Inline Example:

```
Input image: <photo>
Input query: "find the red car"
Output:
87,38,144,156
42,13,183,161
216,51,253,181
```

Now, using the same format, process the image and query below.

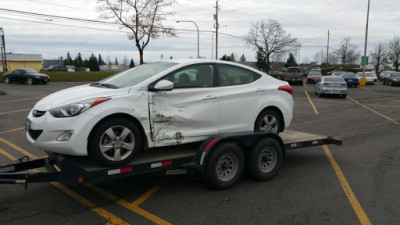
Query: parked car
267,69,284,80
368,71,378,82
26,60,294,166
338,72,359,87
41,65,68,72
284,67,303,84
306,71,322,84
355,72,375,85
3,68,50,85
315,76,347,98
379,71,392,82
311,67,321,72
382,72,400,86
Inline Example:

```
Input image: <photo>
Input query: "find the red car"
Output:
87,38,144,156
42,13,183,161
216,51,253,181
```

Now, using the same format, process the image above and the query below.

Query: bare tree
388,35,400,71
333,37,360,69
370,42,389,74
245,19,297,73
97,0,175,64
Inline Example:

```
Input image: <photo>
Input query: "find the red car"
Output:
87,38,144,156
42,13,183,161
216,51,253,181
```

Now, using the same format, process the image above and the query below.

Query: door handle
203,95,218,100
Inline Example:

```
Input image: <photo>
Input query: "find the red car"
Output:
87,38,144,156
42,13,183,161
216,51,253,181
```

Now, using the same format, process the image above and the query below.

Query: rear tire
247,138,283,181
254,109,282,134
88,118,141,166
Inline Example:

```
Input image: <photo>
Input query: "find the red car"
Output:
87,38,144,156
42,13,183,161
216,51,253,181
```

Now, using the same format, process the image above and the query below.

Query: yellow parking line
0,141,128,225
85,183,172,225
132,177,170,206
348,96,399,125
0,137,39,159
304,91,319,115
323,145,372,225
0,108,31,115
306,92,372,225
0,127,24,134
0,97,41,104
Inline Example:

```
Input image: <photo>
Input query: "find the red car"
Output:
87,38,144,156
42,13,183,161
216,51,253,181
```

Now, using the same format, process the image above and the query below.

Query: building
0,53,43,72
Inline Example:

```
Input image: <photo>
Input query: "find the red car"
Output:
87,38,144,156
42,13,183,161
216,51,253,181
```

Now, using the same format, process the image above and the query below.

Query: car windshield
341,73,355,78
325,76,344,82
99,62,178,88
24,69,39,74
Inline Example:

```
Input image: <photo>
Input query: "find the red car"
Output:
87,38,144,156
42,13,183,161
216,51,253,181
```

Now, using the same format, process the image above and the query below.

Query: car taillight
322,83,329,85
278,85,293,95
341,83,347,86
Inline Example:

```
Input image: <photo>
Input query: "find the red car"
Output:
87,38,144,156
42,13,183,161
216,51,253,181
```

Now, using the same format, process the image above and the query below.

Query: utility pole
362,0,370,78
0,27,7,72
214,0,219,60
326,30,330,66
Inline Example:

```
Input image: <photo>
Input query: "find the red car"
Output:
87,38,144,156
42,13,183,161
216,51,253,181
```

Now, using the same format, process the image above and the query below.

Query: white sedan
26,60,293,166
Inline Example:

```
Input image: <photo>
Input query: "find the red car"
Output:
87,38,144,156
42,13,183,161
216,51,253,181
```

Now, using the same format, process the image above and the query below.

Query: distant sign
361,56,369,65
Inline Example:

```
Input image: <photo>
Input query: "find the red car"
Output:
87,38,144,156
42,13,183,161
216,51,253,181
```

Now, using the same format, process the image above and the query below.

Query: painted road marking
0,127,24,134
85,183,172,225
304,90,319,115
305,89,372,225
0,97,42,104
0,108,31,115
132,177,170,206
323,145,372,225
0,141,128,225
348,96,399,125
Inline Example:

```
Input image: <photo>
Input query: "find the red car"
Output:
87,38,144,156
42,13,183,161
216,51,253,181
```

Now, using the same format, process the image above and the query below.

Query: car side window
164,64,215,88
217,64,257,87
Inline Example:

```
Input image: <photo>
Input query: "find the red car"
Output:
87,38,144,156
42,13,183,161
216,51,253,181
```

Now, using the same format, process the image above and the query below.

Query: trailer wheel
88,118,141,166
247,138,282,181
203,142,244,189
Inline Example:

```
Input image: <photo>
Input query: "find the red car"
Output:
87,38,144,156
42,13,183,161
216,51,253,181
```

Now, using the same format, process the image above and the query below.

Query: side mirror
151,80,174,91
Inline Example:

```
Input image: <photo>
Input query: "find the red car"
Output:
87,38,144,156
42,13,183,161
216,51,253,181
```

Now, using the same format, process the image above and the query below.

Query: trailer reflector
151,160,172,168
107,167,132,175
312,140,323,145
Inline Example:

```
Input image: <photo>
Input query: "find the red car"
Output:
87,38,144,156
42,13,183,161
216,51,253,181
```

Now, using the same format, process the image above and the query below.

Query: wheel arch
87,113,148,151
255,106,285,132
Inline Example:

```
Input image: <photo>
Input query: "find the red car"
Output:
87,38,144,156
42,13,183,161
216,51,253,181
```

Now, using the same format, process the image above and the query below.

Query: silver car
315,76,347,98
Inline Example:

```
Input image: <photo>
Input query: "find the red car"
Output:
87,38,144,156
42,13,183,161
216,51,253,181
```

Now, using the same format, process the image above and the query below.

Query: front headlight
49,98,110,118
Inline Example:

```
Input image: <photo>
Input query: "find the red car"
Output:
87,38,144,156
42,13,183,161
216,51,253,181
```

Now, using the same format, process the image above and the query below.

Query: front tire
254,109,282,134
4,77,10,84
88,118,141,166
203,142,245,189
247,138,283,181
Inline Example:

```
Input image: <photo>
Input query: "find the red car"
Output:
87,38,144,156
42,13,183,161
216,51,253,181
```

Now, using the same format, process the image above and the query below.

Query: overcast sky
0,0,399,65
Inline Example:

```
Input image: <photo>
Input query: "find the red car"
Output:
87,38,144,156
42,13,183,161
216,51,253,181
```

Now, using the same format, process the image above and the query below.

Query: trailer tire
203,142,244,189
247,138,282,181
88,118,141,166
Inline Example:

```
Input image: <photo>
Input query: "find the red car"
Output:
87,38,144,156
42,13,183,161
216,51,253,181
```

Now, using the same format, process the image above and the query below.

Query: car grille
32,110,46,117
28,129,43,140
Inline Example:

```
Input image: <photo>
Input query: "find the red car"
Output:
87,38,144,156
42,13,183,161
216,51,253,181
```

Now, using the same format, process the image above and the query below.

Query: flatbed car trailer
0,130,342,189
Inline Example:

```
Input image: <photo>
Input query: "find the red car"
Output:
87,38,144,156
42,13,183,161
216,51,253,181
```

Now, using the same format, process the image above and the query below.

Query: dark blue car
340,72,359,87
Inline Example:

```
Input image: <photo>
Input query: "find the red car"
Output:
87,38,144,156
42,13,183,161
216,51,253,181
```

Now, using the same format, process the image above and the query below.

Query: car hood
34,84,129,111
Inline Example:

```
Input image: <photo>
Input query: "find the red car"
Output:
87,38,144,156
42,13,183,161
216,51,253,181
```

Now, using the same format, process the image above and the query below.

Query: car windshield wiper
90,82,119,89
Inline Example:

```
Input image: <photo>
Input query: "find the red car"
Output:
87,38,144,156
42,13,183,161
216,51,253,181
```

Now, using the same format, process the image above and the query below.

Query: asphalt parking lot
0,81,399,225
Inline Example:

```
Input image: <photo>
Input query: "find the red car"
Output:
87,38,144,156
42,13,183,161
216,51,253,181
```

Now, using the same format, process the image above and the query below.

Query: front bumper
26,110,101,156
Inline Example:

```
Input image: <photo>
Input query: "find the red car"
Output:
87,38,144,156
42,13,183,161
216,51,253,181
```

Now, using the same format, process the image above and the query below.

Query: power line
25,0,96,12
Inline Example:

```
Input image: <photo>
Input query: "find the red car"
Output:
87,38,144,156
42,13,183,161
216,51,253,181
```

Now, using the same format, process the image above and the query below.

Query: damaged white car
26,60,293,166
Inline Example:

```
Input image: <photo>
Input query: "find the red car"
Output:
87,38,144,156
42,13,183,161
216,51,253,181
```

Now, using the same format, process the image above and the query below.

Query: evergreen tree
285,53,298,68
230,53,236,62
240,54,246,62
256,48,267,71
74,53,83,68
98,54,106,65
64,52,73,65
129,59,135,68
89,53,100,71
115,57,119,65
84,59,89,69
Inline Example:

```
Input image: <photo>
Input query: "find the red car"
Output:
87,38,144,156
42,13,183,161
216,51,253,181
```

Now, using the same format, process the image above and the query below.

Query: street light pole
176,20,199,59
361,0,370,86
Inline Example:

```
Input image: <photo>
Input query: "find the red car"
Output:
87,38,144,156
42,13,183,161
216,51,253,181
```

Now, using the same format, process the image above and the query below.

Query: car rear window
325,77,344,82
341,73,355,78
287,68,301,73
